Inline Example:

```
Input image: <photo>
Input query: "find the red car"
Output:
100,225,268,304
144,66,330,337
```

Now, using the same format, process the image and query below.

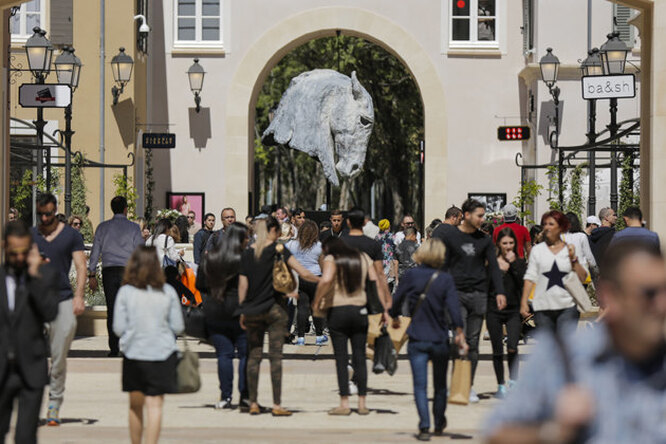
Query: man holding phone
31,193,87,426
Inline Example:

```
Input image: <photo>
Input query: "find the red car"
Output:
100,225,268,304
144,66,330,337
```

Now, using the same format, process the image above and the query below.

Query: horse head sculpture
262,69,374,186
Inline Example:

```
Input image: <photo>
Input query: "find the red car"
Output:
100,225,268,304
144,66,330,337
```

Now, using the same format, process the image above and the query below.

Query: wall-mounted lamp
187,58,205,113
110,47,134,105
134,14,150,33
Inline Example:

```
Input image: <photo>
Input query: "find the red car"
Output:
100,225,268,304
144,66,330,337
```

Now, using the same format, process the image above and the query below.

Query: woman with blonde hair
113,246,184,444
238,216,319,416
391,239,467,441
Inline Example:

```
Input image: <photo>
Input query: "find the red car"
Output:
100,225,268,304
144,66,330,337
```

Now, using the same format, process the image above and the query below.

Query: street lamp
54,46,81,90
54,47,83,216
581,48,602,215
581,48,603,77
110,47,134,105
539,47,564,205
599,32,630,75
187,58,205,113
24,27,54,208
599,32,629,211
24,27,53,82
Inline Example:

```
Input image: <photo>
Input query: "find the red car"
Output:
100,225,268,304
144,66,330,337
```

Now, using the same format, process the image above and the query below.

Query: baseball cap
586,215,601,226
502,204,518,222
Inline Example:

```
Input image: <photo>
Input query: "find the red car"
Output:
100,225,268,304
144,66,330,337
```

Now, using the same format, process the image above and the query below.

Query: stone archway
224,6,447,223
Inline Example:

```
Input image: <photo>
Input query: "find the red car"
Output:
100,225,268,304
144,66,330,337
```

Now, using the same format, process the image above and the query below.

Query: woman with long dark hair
286,219,326,345
174,215,190,244
487,228,525,399
237,216,319,416
521,211,587,332
563,212,597,273
146,218,183,266
313,238,377,416
113,246,184,444
196,222,250,410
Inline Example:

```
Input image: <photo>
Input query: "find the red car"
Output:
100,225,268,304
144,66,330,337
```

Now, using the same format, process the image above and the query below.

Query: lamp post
54,46,82,217
599,32,630,212
581,47,602,215
539,48,563,205
110,47,134,105
24,27,54,219
187,58,205,113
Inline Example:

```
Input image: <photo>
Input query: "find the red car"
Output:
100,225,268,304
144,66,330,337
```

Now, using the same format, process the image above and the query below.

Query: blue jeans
209,321,248,401
408,340,450,431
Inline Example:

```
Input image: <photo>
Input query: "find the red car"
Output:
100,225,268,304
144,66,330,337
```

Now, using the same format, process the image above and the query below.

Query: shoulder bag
175,338,201,393
391,271,440,353
562,243,594,314
162,235,179,269
273,243,296,294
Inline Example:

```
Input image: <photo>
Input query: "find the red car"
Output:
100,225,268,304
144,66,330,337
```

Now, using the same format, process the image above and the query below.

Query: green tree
255,36,424,224
512,179,543,226
113,174,139,220
71,154,93,241
617,153,639,231
565,163,586,223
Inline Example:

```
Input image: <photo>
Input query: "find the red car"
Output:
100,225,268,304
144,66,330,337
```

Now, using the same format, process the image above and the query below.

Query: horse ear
351,71,363,100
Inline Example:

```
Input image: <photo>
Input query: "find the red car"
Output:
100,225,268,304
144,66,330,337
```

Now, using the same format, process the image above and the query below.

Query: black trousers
0,366,44,444
486,309,521,385
102,266,125,354
296,280,324,337
327,305,368,397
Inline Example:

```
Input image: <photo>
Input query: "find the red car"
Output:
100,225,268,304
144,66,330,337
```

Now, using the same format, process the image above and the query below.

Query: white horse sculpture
262,69,374,186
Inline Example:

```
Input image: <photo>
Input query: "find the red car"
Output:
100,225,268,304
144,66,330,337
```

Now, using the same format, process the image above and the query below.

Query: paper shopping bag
386,316,411,353
448,359,471,405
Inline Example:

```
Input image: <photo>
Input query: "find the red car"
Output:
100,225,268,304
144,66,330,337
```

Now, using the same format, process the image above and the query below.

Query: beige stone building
2,0,666,237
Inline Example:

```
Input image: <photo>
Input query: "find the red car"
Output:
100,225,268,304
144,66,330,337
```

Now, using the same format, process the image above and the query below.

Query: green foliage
113,174,139,220
10,167,61,220
254,36,424,223
71,154,93,242
512,179,543,225
546,165,564,211
617,153,639,231
144,148,154,220
565,163,586,223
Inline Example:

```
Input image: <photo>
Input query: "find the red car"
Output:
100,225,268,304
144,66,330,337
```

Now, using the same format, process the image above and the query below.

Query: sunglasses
37,210,55,217
71,222,82,227
187,216,195,219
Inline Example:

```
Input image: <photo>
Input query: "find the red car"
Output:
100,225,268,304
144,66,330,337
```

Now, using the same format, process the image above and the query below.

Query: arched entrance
224,7,447,223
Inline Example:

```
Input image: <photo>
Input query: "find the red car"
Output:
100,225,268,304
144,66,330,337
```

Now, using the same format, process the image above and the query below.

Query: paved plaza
26,334,525,443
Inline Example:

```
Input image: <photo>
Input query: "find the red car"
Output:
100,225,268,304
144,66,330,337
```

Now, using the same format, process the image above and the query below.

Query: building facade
6,0,665,234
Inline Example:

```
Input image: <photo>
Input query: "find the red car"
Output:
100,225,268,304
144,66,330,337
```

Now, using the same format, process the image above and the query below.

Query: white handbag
563,272,593,314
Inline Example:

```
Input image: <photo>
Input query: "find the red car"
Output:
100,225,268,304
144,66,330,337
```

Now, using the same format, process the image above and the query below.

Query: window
10,0,44,42
450,0,499,48
174,0,223,49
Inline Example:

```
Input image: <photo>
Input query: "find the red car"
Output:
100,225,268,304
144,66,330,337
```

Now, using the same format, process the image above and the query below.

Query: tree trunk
391,185,404,227
315,162,326,210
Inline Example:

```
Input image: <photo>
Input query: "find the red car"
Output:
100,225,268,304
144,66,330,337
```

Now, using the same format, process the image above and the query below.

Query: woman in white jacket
146,218,183,266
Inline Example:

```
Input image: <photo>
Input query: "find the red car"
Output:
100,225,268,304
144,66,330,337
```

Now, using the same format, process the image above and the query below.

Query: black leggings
485,309,521,385
327,305,368,397
297,280,324,337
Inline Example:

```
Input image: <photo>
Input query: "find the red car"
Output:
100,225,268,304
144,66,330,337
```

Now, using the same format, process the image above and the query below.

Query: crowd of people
1,193,665,443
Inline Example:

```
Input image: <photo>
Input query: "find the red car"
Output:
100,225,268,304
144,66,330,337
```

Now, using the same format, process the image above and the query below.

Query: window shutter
522,0,534,55
50,0,73,46
613,4,634,47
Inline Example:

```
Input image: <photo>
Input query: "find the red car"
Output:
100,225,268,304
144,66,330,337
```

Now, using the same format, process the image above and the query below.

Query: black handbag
182,305,207,340
365,278,384,314
372,326,398,376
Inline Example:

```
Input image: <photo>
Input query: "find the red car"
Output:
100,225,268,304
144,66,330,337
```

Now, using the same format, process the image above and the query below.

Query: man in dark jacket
0,221,58,443
590,207,617,267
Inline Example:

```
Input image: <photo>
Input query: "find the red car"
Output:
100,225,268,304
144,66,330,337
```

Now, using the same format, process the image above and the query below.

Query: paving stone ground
18,334,533,443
